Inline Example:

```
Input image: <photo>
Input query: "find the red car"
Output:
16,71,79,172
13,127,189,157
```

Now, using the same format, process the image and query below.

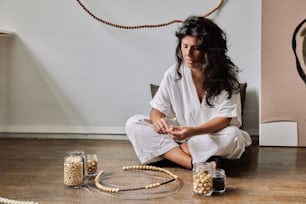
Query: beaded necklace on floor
94,165,178,193
0,196,38,204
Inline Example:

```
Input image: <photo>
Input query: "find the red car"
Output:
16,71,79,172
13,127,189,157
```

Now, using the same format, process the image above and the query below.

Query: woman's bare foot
207,156,221,170
210,161,217,169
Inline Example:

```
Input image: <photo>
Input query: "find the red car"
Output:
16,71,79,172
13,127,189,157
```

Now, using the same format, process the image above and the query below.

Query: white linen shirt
150,64,242,128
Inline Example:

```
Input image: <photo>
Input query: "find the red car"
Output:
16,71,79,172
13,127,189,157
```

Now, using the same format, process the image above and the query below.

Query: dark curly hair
175,16,240,106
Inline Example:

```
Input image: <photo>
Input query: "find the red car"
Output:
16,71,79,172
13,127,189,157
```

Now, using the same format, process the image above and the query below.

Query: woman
125,16,252,169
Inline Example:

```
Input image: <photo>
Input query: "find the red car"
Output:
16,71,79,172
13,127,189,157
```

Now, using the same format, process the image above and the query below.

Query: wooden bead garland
94,165,178,193
0,196,38,204
76,0,226,30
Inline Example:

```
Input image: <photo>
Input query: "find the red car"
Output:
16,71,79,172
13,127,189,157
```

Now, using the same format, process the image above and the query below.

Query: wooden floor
0,137,306,204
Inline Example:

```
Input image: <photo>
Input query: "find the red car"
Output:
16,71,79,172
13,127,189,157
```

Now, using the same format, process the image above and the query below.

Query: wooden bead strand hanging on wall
75,0,226,29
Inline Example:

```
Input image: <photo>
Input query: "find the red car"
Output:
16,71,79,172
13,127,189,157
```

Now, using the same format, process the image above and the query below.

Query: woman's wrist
191,126,205,136
149,109,165,124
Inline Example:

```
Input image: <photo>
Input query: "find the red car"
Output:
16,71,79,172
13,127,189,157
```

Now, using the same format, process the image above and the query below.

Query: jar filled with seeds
64,155,84,187
86,154,98,175
68,150,85,176
192,162,213,196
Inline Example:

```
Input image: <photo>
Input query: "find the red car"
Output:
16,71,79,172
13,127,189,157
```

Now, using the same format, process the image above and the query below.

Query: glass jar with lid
64,155,84,187
68,150,85,176
213,168,226,194
86,154,98,175
192,162,213,196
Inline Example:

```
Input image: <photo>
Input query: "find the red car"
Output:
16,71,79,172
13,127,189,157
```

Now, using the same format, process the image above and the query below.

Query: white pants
125,115,252,165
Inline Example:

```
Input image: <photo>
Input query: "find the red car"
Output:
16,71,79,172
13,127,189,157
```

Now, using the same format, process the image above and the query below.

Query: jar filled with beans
192,162,213,196
64,155,84,187
68,150,85,176
86,154,98,175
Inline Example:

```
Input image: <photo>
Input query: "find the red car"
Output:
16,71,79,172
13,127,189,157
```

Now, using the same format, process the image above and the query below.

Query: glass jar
68,150,85,176
64,155,84,187
213,169,226,194
86,154,98,175
192,162,213,196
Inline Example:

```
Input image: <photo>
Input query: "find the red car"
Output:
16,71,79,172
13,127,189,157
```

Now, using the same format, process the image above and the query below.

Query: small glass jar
192,162,213,196
64,155,84,187
68,150,85,176
213,169,226,194
86,154,98,175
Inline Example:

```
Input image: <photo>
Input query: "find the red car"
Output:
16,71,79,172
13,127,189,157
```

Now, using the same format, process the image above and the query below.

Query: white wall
0,0,259,136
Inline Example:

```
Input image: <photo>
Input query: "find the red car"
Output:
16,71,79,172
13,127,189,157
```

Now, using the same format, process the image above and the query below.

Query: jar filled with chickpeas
64,155,84,187
68,150,85,176
192,162,213,196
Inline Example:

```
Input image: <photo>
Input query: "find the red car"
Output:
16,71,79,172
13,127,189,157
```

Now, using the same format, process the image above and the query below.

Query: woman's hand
152,118,169,134
167,117,231,140
166,126,195,140
150,108,169,134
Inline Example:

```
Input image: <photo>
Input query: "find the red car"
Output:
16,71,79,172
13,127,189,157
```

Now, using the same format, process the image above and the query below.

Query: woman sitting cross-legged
125,16,252,170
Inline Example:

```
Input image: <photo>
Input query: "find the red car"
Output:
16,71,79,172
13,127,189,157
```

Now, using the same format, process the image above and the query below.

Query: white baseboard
0,125,125,134
0,125,127,140
0,133,128,140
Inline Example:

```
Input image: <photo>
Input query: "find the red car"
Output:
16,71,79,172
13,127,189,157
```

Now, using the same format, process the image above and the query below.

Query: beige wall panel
261,0,306,146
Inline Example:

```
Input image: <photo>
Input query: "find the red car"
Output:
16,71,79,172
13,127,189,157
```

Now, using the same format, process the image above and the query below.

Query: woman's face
181,36,203,69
